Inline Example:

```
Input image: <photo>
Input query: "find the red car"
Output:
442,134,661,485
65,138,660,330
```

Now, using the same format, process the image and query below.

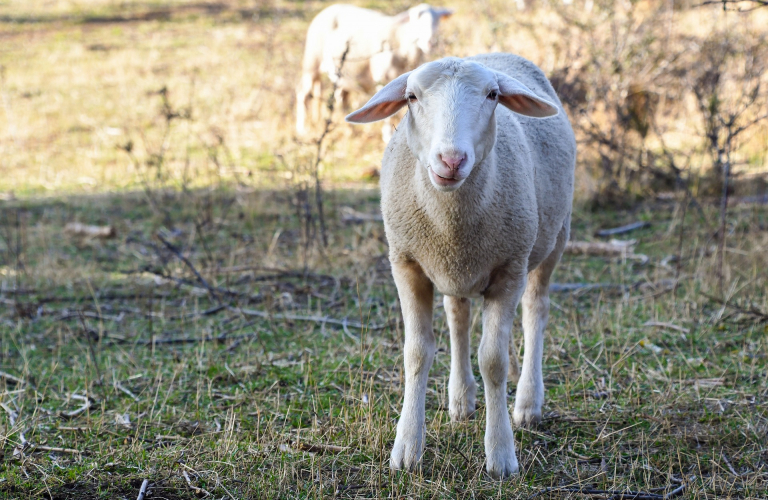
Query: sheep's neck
391,24,423,68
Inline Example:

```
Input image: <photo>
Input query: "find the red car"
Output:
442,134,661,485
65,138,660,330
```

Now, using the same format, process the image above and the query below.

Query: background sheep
346,53,576,478
295,3,452,135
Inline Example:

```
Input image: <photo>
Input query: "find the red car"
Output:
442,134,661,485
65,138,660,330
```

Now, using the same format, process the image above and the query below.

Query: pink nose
440,153,466,171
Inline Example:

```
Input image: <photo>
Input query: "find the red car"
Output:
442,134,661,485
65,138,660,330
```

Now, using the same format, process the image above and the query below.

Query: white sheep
346,53,576,478
295,3,452,135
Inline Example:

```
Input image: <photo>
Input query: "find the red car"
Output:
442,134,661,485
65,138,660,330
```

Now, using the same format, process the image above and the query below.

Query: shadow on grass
0,1,309,26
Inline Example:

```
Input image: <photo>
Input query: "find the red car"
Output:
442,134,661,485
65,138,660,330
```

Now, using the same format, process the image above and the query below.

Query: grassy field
2,183,767,499
2,0,768,499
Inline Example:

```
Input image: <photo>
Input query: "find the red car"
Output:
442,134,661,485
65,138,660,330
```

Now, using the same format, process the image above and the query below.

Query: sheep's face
346,57,559,192
405,5,452,56
404,59,502,191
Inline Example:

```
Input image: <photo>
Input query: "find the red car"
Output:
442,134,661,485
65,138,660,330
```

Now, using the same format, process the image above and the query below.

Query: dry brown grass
1,0,766,199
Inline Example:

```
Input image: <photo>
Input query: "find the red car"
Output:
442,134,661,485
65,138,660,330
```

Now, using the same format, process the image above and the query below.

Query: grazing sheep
295,3,452,135
346,53,576,478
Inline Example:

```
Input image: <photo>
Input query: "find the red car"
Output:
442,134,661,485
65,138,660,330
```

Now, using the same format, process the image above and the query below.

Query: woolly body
381,53,575,297
347,52,575,479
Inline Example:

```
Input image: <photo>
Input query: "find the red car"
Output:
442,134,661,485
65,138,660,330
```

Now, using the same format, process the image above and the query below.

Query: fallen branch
721,451,739,477
155,232,222,304
230,306,390,330
33,444,82,455
549,283,626,293
114,382,140,402
702,293,768,322
564,240,648,264
295,442,348,454
643,321,690,334
694,0,768,12
60,394,92,419
133,332,257,346
0,370,26,387
64,222,116,239
136,479,150,500
127,268,254,300
527,482,686,500
339,206,384,223
1,402,19,426
57,310,124,322
182,470,211,497
595,221,650,237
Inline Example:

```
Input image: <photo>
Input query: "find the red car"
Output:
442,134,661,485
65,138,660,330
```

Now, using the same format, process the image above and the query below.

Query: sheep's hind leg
390,261,435,472
295,73,316,135
445,296,475,421
480,278,526,479
514,222,568,427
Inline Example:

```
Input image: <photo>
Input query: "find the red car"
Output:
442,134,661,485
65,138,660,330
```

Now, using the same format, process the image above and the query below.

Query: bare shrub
533,1,768,207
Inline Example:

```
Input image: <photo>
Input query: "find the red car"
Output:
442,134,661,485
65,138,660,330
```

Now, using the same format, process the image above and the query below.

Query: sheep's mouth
429,167,463,187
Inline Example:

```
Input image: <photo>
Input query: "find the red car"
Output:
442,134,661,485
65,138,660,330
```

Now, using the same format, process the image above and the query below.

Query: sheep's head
402,4,453,56
346,58,558,192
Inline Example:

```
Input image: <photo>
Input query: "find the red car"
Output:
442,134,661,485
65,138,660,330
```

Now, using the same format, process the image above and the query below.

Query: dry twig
182,470,211,497
527,482,687,500
155,232,223,304
595,221,650,237
564,240,649,263
136,479,150,500
0,370,26,387
64,222,116,239
231,306,390,330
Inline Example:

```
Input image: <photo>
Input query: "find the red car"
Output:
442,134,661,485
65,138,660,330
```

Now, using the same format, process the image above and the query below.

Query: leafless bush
543,1,768,207
685,31,768,292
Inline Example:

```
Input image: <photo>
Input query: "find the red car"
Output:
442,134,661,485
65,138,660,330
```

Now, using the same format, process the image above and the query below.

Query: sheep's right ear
345,72,411,124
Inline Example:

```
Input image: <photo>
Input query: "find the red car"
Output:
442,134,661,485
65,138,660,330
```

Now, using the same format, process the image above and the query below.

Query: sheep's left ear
495,71,558,118
346,72,411,123
434,7,453,19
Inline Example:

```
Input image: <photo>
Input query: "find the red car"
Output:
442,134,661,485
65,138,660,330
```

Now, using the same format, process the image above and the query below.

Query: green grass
1,0,767,498
1,186,767,499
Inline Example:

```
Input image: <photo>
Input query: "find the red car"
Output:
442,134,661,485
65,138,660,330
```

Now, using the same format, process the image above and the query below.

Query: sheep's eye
407,93,417,102
487,90,499,100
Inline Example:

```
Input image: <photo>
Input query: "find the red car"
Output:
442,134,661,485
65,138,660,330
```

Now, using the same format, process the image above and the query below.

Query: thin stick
136,479,149,500
312,42,350,248
33,445,82,454
716,156,730,296
231,306,390,330
115,382,140,402
594,221,650,237
526,482,687,500
182,470,211,497
721,451,739,477
60,395,92,418
78,313,104,392
155,232,222,304
295,442,348,454
0,371,25,386
702,293,768,321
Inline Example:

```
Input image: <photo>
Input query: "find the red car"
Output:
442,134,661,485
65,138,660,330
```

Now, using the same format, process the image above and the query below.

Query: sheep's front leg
390,261,435,471
445,296,476,421
480,280,525,479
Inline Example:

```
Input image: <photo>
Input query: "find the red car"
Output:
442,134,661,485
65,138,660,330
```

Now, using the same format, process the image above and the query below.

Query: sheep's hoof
485,435,519,479
390,431,424,472
449,396,476,422
513,381,543,427
512,406,542,428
